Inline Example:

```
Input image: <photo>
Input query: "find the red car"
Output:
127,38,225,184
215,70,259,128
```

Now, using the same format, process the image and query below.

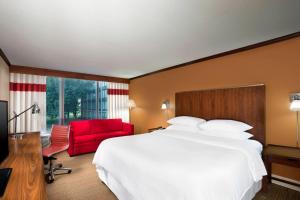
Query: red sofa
67,119,134,156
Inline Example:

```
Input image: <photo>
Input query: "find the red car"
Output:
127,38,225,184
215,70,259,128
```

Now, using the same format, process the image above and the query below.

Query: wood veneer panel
0,133,47,200
175,85,265,144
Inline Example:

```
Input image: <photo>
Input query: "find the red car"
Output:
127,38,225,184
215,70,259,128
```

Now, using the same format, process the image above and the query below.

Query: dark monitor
0,100,8,163
0,100,11,197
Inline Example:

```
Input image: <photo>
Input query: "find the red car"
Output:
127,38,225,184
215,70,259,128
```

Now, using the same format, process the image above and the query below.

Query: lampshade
290,100,300,111
128,99,136,109
161,100,169,110
161,103,167,110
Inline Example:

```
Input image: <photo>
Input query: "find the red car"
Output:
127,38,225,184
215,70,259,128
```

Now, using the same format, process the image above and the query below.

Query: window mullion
59,78,64,125
96,82,99,119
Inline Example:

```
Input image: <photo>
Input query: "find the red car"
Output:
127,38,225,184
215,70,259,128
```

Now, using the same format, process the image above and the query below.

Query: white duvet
93,130,267,200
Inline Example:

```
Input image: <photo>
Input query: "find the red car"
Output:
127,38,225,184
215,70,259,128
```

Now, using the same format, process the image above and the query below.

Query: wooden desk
0,133,47,200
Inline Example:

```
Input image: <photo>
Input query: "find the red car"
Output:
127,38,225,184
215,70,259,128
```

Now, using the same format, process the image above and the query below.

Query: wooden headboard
175,85,266,145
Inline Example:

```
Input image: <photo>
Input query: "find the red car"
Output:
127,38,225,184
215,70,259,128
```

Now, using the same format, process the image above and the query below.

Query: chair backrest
51,125,70,147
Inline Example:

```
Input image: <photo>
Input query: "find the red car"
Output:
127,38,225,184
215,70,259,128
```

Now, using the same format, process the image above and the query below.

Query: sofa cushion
74,134,97,144
90,119,123,134
70,120,91,136
74,131,130,145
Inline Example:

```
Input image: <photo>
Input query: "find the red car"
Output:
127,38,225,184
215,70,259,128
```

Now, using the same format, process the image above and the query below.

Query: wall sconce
290,93,300,148
161,100,170,110
128,99,136,110
161,100,170,121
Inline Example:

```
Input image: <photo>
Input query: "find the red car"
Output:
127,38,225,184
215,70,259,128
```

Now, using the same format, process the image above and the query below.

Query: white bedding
92,129,267,200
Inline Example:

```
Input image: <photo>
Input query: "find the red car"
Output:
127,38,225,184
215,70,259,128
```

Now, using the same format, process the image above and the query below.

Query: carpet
46,151,300,200
46,151,117,200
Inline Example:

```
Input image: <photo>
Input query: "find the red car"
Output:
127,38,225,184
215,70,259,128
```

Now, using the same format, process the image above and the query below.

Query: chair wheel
57,163,63,168
45,173,54,184
67,170,72,174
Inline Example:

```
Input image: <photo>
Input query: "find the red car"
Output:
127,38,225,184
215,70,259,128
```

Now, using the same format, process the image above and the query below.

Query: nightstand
148,126,164,132
263,144,300,185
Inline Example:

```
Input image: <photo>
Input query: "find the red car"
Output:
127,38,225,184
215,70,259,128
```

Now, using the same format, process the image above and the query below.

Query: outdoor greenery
46,77,59,120
64,78,96,119
46,77,108,130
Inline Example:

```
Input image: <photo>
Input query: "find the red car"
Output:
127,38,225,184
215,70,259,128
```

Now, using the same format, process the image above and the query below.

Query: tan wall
0,56,9,101
130,37,300,181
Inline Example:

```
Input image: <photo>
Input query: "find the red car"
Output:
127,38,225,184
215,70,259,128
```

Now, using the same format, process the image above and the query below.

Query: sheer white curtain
9,73,46,133
107,82,129,122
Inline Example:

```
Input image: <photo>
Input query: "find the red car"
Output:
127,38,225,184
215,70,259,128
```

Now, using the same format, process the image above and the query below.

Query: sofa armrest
122,122,134,134
67,127,75,156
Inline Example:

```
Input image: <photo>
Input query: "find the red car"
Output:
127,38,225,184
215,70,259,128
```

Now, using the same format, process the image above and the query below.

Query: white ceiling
0,0,299,78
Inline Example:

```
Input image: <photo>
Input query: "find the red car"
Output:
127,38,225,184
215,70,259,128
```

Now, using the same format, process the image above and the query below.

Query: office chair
42,125,72,183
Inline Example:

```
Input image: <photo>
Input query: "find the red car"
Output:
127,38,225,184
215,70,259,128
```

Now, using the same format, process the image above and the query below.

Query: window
46,77,60,130
63,78,97,125
98,82,108,119
46,77,128,131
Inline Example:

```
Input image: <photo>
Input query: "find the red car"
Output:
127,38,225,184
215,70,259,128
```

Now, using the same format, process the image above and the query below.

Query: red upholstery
67,119,134,156
72,120,91,136
74,134,97,144
43,125,70,157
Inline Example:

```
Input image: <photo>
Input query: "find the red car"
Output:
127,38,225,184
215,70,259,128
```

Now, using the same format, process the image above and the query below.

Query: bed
93,85,267,200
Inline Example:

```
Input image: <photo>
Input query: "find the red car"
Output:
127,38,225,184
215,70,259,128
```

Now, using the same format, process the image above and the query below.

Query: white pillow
166,125,200,133
198,119,252,132
199,129,253,140
167,116,206,127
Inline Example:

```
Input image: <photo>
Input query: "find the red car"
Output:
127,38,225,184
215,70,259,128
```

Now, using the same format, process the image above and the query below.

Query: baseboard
271,174,300,192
